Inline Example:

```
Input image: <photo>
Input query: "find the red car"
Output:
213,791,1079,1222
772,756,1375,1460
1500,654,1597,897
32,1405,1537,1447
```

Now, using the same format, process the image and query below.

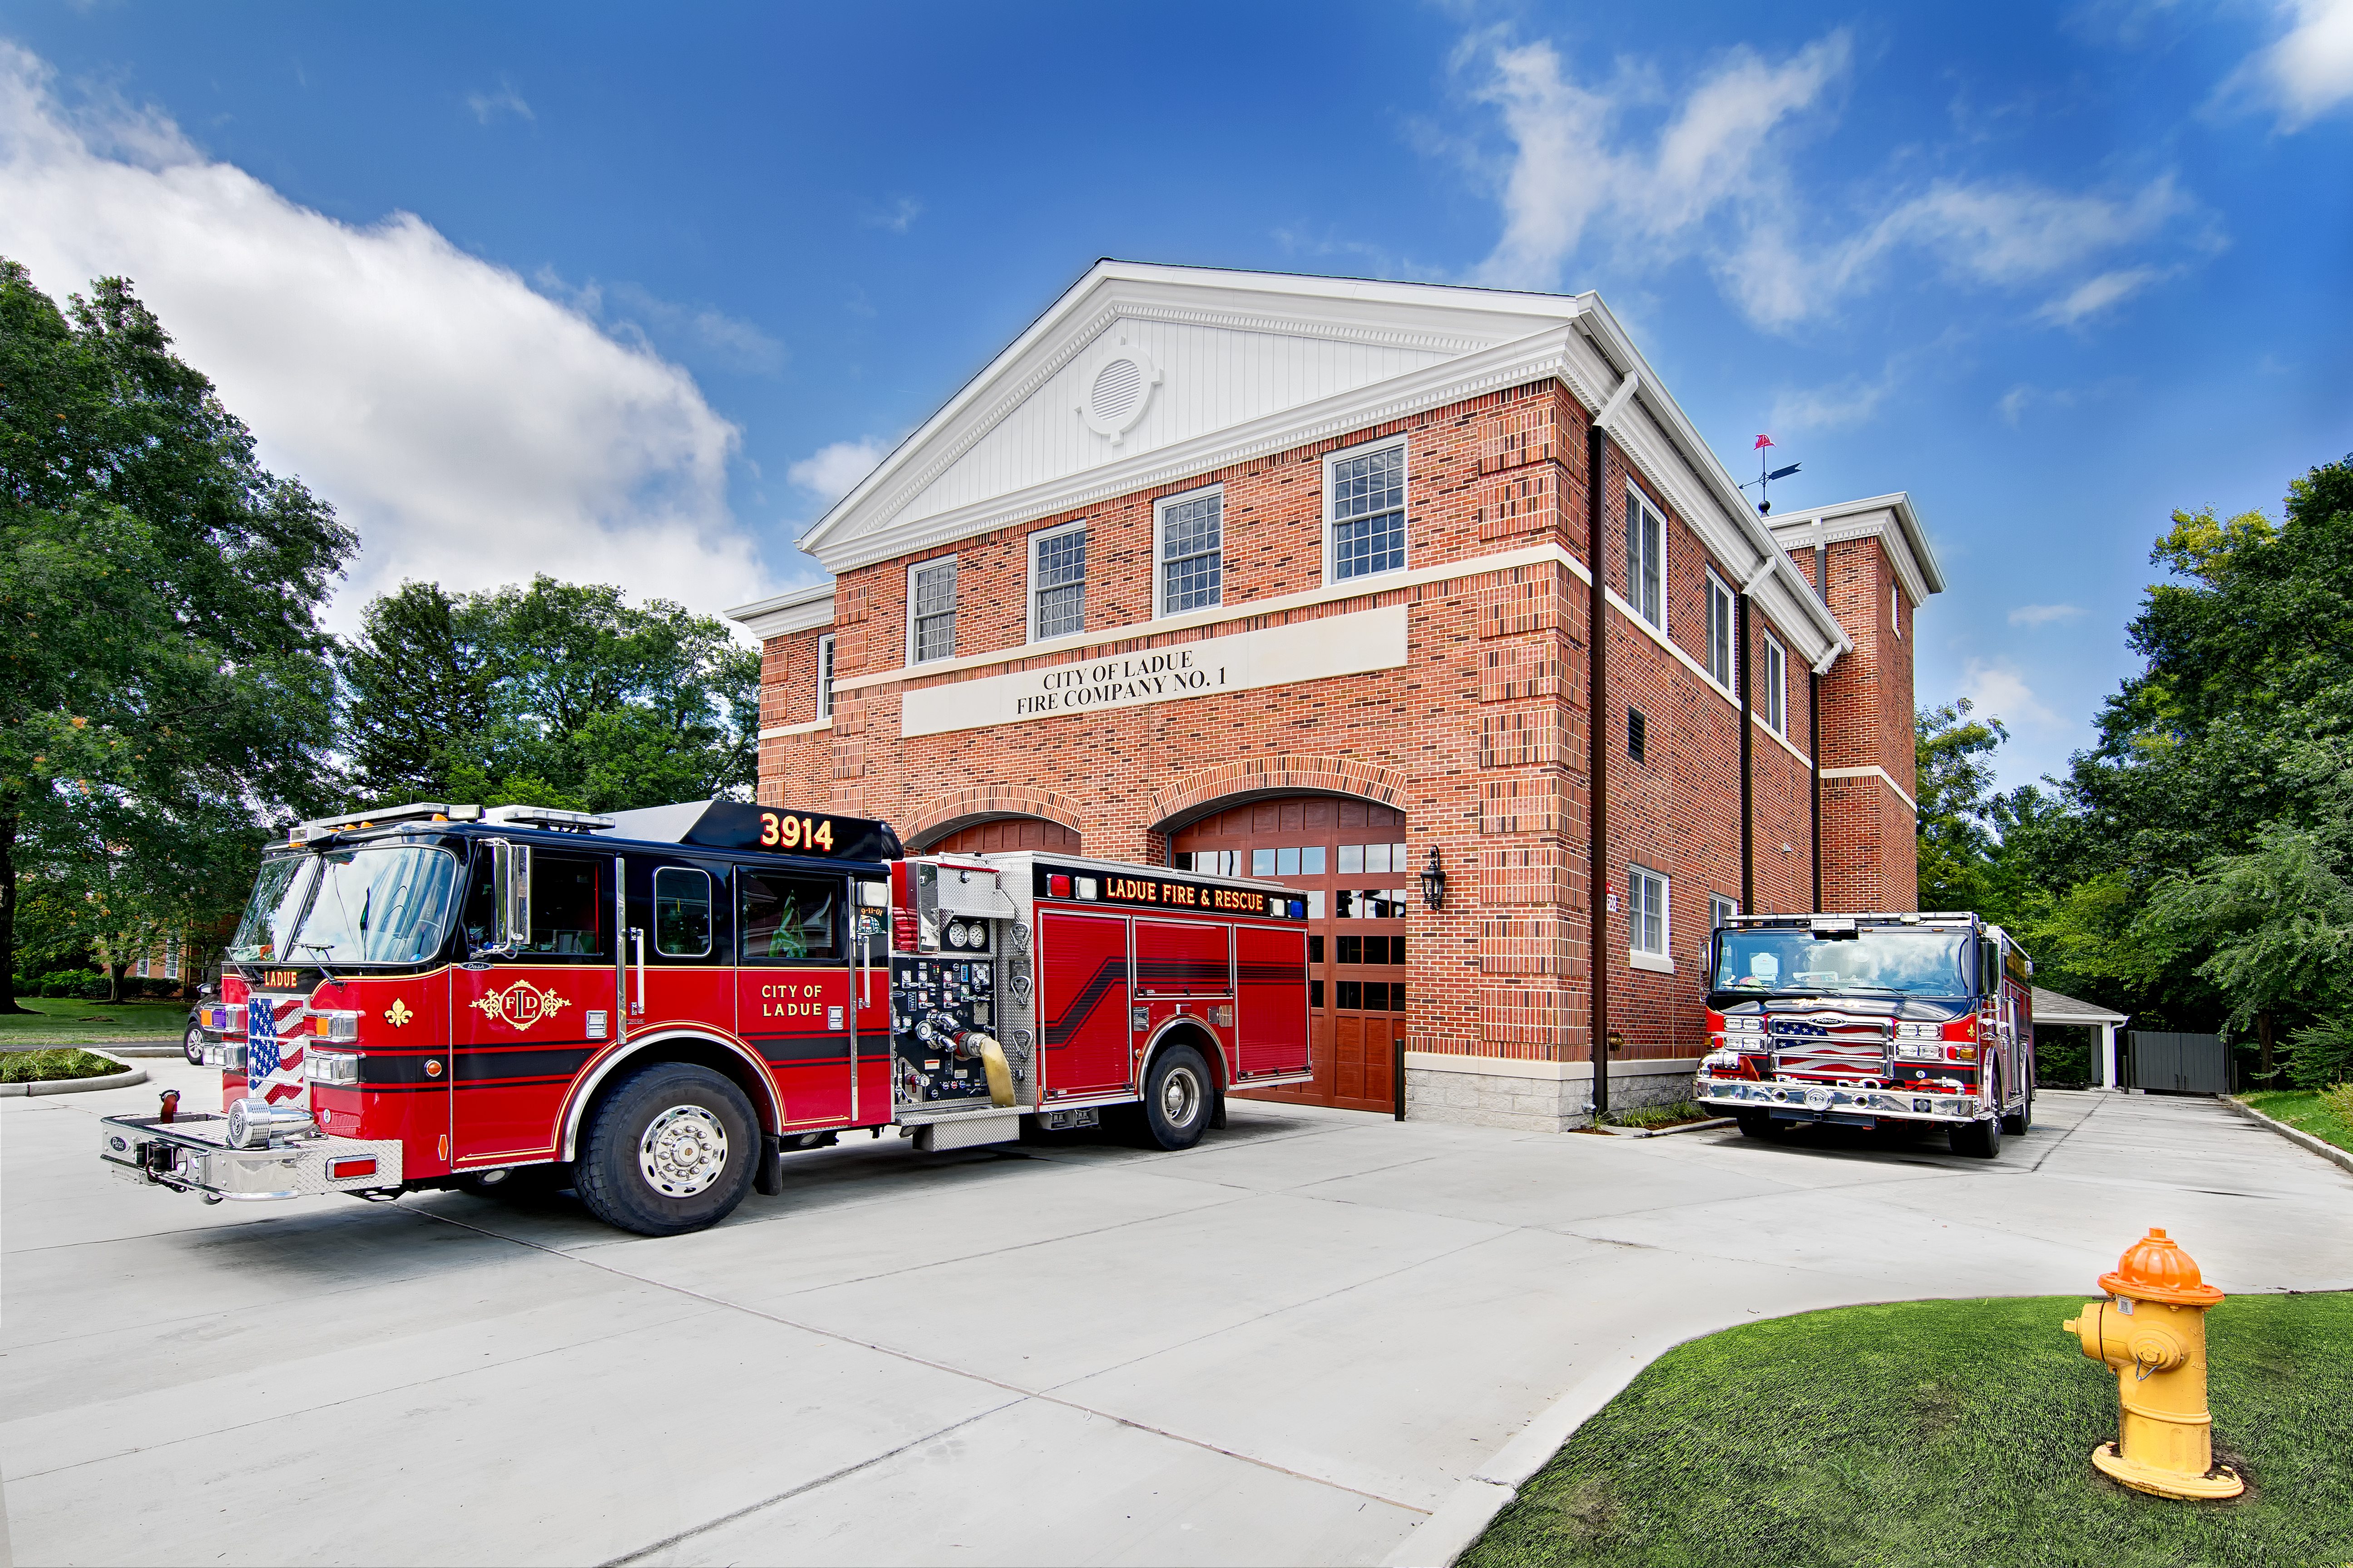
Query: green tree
0,260,352,1011
1915,699,2009,913
336,575,758,814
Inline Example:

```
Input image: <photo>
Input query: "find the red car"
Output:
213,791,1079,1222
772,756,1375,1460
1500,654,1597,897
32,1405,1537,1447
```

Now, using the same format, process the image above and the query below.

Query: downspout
1809,670,1823,912
1587,417,1613,1120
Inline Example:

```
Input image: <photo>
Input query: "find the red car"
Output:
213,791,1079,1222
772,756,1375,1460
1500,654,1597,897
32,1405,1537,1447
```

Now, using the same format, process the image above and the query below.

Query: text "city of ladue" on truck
97,799,1314,1236
1694,911,2037,1157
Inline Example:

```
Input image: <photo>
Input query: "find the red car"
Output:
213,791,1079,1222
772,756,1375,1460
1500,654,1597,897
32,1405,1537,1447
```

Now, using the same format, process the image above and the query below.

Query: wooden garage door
930,817,1081,855
1172,796,1409,1114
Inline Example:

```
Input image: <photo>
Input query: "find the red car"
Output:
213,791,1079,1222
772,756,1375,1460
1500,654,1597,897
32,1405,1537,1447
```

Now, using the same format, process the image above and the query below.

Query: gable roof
794,260,1850,665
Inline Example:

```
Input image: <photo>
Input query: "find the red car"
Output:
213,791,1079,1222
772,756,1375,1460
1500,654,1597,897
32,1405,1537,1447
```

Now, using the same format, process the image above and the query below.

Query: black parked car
182,982,217,1065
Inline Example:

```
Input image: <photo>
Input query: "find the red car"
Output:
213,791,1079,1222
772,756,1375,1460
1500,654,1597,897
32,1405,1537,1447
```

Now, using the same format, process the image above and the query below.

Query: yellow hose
968,1031,1015,1108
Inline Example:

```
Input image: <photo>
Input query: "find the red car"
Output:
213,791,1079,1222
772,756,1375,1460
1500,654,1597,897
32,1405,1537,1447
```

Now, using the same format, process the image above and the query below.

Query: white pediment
799,262,1586,572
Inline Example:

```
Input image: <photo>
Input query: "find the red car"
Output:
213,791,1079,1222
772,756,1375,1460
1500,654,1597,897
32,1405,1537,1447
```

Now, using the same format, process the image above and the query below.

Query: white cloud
1770,365,1898,433
1461,30,2210,331
2008,603,2085,627
865,197,922,233
0,44,769,625
542,271,786,374
1959,658,2061,731
2220,0,2353,128
788,439,887,503
2036,264,2170,325
465,78,534,125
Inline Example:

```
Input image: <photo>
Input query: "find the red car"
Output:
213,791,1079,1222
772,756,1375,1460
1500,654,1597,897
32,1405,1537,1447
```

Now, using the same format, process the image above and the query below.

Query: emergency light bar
291,802,483,843
481,804,618,833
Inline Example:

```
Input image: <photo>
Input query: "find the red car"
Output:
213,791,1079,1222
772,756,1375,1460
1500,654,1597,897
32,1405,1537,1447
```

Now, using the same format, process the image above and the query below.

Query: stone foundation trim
1403,1051,1702,1133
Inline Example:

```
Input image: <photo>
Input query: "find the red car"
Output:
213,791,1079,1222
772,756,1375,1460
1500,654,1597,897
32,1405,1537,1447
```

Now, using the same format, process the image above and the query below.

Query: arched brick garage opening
1170,794,1410,1115
925,816,1082,855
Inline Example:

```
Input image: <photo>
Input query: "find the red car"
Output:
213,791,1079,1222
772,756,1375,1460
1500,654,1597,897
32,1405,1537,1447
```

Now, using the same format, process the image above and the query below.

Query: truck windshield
227,855,318,962
285,846,463,966
1714,927,1971,998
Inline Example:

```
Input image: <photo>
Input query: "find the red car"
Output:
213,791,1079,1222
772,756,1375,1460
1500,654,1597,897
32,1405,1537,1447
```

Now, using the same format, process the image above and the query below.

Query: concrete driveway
6,1061,2348,1567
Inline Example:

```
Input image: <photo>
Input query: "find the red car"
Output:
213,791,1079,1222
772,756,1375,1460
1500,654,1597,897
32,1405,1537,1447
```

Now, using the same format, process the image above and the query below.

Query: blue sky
3,1,2349,791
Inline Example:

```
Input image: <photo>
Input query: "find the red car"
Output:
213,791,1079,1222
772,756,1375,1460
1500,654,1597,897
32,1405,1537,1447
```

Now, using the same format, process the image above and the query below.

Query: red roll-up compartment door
1134,919,1231,997
1037,909,1132,1099
1235,922,1310,1078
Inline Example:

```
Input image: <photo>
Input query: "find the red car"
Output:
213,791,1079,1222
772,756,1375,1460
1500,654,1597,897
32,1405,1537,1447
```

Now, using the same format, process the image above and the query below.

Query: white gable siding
890,317,1451,531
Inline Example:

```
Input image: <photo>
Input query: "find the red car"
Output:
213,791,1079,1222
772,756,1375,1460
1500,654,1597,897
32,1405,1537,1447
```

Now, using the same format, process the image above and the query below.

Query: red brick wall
759,378,1916,1067
1809,535,1919,910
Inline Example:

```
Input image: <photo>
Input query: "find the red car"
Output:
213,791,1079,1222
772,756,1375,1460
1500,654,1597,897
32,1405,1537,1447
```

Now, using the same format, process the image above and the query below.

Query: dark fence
2126,1031,2229,1095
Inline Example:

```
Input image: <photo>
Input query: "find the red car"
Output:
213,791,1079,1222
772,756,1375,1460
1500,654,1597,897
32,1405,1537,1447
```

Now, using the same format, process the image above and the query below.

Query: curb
0,1049,150,1098
1380,1338,1686,1568
1595,1117,1735,1139
2224,1095,2353,1178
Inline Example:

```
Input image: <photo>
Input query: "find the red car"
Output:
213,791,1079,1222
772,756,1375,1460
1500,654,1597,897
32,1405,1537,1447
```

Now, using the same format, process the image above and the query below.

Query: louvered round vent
1090,357,1143,424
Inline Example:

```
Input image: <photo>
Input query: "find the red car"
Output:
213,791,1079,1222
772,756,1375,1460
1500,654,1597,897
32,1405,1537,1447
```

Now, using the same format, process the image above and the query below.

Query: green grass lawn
1464,1292,2352,1568
2240,1089,2353,1157
0,997,187,1044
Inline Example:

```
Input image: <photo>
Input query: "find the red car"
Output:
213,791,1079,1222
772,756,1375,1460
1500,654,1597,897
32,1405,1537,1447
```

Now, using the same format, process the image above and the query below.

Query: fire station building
733,262,1940,1130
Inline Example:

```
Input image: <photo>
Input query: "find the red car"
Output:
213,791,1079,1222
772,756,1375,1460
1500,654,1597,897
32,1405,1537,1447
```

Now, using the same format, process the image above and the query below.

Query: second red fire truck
99,799,1312,1235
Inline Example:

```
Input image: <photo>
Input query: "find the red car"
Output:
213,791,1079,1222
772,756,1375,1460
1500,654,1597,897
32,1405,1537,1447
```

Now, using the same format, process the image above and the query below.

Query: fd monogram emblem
470,982,572,1031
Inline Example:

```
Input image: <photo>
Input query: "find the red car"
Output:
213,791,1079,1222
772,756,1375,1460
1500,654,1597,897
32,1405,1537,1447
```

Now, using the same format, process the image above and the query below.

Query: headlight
312,1010,360,1043
305,1050,361,1087
1896,1021,1941,1041
1894,1040,1941,1061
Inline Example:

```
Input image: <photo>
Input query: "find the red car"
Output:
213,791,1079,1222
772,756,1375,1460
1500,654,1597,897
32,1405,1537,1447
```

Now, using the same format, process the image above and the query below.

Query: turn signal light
327,1157,377,1180
312,1011,360,1042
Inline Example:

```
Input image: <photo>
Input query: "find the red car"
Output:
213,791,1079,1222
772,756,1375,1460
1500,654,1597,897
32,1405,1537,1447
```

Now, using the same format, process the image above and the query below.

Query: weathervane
1739,434,1800,516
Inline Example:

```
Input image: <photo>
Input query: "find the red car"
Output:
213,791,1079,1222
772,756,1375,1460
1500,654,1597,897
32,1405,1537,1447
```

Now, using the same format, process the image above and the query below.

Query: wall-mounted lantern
1420,847,1447,911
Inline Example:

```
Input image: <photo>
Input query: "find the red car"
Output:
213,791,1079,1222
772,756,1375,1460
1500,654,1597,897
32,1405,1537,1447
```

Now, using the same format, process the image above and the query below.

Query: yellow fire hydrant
2062,1227,2244,1499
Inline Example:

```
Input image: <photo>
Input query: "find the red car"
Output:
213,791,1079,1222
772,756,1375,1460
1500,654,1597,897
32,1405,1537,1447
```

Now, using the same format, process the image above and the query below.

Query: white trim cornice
729,582,835,639
1769,493,1943,606
1819,764,1918,814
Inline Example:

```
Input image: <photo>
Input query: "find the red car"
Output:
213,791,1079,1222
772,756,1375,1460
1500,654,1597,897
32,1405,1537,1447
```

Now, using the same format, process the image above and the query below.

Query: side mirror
484,839,532,957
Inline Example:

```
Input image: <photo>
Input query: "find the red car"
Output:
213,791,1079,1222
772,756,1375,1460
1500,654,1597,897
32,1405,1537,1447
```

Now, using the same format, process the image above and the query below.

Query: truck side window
739,872,842,963
654,867,712,958
529,853,611,959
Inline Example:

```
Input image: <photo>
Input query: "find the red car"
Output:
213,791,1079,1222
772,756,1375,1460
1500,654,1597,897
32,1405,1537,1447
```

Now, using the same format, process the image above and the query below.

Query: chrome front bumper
1696,1075,1988,1125
99,1113,403,1201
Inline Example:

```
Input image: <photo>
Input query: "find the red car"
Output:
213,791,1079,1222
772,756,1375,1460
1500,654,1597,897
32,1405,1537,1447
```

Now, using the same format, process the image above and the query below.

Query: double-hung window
815,633,836,721
909,559,956,664
1761,633,1787,735
1626,489,1666,629
1327,439,1406,582
1157,487,1222,614
1705,571,1735,690
1030,523,1087,641
1628,865,1669,963
1710,893,1738,931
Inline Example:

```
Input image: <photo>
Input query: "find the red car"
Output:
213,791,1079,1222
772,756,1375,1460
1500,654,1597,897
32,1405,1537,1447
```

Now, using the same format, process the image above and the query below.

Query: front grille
1770,1015,1891,1083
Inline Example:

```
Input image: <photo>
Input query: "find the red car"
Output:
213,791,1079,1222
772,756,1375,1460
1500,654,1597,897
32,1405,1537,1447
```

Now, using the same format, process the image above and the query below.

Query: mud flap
754,1133,785,1196
1210,1089,1227,1130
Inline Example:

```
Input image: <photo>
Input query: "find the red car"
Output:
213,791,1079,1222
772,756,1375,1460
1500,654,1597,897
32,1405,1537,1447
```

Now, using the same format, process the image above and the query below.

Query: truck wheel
1142,1043,1213,1151
1949,1113,2003,1159
575,1063,758,1236
2002,1082,2033,1137
1735,1111,1781,1140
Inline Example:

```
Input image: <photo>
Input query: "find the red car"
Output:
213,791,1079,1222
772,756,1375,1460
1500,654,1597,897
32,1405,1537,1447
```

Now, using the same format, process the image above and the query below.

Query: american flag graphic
247,997,309,1104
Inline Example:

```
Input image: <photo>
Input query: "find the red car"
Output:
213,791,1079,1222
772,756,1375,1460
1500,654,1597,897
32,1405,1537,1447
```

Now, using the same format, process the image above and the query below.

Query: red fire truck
1694,911,2036,1157
98,800,1312,1235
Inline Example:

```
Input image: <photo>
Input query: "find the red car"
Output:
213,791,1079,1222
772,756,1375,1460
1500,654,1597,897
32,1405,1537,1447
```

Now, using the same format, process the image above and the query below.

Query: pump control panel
891,954,1002,1105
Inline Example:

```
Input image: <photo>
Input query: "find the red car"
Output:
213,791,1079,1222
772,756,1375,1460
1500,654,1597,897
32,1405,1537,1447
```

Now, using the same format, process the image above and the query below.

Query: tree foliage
0,260,353,1007
337,576,758,814
1925,454,2353,1082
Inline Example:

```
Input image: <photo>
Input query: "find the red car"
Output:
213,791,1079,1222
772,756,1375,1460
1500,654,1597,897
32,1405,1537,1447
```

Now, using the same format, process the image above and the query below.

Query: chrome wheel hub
640,1105,729,1198
1160,1065,1202,1128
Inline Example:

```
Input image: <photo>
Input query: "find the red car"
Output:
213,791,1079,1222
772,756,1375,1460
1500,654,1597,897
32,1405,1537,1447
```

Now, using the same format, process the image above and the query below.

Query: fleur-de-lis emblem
383,998,415,1027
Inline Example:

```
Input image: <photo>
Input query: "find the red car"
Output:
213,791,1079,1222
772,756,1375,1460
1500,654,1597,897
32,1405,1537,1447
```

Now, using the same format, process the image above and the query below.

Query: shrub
2036,1033,2091,1088
2285,1015,2353,1090
2322,1084,2353,1124
0,1049,124,1084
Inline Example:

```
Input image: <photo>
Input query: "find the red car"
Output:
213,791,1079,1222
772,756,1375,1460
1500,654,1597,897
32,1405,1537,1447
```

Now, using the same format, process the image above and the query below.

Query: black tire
575,1062,758,1236
182,1024,207,1067
1735,1111,1781,1140
1950,1113,2002,1159
1141,1043,1214,1151
2002,1080,2033,1137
